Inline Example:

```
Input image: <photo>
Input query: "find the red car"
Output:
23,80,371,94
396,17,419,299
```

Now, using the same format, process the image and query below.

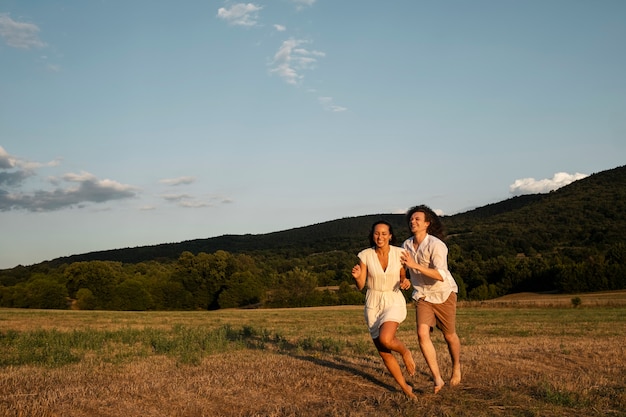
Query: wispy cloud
160,193,193,202
216,2,344,112
159,176,196,186
40,55,61,72
217,3,263,27
318,96,347,112
289,0,317,10
270,39,325,85
179,200,211,208
510,172,588,195
160,192,233,209
0,13,46,49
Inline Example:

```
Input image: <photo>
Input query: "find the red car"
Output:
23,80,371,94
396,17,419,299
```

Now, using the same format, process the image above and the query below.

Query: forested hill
445,164,626,258
28,164,625,268
32,213,406,267
4,164,625,268
1,165,625,308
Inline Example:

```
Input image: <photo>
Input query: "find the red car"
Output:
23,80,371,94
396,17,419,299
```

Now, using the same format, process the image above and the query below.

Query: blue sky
1,0,625,269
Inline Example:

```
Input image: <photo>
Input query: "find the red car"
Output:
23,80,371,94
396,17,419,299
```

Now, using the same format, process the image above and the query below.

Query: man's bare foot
402,350,416,376
450,368,461,386
434,378,445,394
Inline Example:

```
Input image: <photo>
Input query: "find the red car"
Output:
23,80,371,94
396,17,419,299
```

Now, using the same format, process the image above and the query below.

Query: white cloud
0,13,46,49
0,148,236,214
0,170,138,212
509,172,588,195
45,63,61,72
39,55,62,72
160,193,232,209
160,193,192,202
179,200,211,208
217,3,263,27
318,96,347,112
0,146,60,186
270,39,325,85
1,147,138,211
217,3,344,112
289,0,317,9
159,176,196,186
0,146,17,169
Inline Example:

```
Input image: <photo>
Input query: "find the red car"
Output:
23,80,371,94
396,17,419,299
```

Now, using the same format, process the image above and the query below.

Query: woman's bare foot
402,385,417,399
434,378,445,394
402,350,416,376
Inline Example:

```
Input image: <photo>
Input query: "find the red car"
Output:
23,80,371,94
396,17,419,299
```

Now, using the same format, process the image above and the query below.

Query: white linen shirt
402,234,458,304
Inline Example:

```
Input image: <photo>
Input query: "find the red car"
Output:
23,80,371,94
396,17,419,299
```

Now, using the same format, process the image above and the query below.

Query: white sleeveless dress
357,245,408,339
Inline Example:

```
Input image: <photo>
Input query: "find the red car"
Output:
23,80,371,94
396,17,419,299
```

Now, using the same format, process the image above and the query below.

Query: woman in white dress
351,220,416,399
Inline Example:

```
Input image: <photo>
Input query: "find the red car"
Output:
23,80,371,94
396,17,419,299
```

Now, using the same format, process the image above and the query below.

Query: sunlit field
1,292,625,417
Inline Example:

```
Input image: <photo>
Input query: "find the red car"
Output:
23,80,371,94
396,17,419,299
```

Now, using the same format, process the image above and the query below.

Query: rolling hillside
24,164,624,268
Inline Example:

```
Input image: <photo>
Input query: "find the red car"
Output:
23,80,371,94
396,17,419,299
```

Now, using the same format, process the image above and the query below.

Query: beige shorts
415,292,457,335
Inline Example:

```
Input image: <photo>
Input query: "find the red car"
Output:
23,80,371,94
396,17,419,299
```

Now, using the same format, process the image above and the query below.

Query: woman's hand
352,263,366,290
351,264,361,279
400,278,411,290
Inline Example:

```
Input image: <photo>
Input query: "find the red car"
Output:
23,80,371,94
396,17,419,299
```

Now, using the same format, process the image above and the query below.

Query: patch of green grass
0,323,362,367
534,381,589,408
0,329,80,367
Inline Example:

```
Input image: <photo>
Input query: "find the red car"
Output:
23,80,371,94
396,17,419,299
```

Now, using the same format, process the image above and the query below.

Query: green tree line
1,165,625,310
1,240,625,310
0,250,366,310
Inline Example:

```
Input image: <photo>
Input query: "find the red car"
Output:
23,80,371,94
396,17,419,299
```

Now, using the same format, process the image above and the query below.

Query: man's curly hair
405,205,445,241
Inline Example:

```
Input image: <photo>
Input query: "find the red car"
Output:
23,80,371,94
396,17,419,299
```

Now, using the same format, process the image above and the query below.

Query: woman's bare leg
375,322,416,398
378,321,416,375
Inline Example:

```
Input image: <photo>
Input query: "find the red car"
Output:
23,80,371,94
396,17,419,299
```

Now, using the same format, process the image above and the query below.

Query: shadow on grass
225,325,427,395
293,354,397,392
295,354,428,395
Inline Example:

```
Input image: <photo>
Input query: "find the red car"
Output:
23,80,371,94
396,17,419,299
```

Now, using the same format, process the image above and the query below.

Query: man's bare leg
445,332,462,386
417,323,445,393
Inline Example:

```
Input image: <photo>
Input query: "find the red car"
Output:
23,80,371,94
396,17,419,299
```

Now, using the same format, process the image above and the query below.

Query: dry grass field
1,291,625,417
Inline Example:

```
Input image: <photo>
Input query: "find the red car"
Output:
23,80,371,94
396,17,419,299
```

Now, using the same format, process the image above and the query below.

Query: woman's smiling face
372,223,392,248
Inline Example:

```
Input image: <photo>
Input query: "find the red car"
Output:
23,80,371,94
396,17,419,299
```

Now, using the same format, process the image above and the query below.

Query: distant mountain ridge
7,164,626,270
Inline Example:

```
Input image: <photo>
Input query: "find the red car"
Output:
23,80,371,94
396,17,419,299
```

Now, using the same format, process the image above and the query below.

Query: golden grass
1,291,625,417
469,289,626,308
